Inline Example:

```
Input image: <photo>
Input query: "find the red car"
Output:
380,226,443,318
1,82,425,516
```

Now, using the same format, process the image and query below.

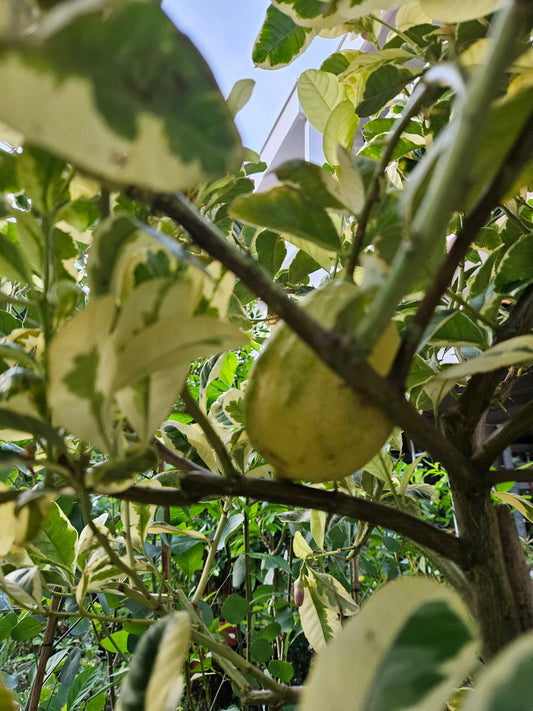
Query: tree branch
115,471,468,568
392,111,533,384
474,400,533,473
487,466,533,487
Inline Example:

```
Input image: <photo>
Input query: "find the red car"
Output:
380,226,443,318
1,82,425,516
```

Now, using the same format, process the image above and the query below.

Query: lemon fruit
245,280,399,483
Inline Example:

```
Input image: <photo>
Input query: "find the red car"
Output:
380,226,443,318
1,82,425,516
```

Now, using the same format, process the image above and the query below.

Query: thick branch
392,111,533,383
487,467,533,487
475,400,533,473
116,472,468,568
144,191,474,486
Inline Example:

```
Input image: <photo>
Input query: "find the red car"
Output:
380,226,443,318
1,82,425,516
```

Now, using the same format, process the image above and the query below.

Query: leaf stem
191,502,229,605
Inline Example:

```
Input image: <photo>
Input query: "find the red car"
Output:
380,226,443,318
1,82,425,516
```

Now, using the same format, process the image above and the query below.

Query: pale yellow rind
246,281,399,482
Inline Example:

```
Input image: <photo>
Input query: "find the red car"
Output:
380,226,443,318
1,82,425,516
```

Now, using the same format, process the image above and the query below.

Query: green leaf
323,99,358,165
298,69,347,133
494,232,533,293
299,577,477,711
275,159,348,210
16,144,67,214
221,593,250,624
256,230,287,276
0,2,242,192
230,186,341,251
466,87,533,209
356,65,416,118
0,232,30,284
428,311,489,349
100,630,130,655
10,614,42,642
0,612,17,639
227,79,255,117
0,406,63,447
420,0,506,23
251,638,273,663
461,631,533,711
87,448,158,493
253,5,314,69
117,612,190,711
268,659,294,682
30,501,78,571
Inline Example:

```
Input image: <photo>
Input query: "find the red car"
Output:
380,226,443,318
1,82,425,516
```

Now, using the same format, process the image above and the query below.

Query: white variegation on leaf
298,567,358,651
0,0,242,192
299,577,477,711
48,296,116,452
272,0,402,29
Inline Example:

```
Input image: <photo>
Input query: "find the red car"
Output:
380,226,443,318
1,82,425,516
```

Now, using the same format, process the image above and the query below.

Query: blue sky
163,0,339,153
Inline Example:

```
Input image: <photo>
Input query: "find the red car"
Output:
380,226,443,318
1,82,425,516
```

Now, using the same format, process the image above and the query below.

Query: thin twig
345,83,433,279
28,594,60,711
191,502,229,605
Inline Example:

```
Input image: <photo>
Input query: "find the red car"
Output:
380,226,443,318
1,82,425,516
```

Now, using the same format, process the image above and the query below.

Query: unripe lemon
245,281,399,483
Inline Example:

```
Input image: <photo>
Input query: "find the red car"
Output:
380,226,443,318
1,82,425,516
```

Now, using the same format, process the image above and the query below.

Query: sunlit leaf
48,296,116,452
299,567,357,651
298,69,347,133
30,501,78,572
0,1,242,191
420,0,506,23
227,78,255,117
493,492,533,524
253,4,314,69
293,530,314,559
322,99,358,165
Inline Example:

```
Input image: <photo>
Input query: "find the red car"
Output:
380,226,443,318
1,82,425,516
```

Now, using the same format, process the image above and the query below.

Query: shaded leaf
230,186,341,251
356,65,416,117
299,577,477,711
